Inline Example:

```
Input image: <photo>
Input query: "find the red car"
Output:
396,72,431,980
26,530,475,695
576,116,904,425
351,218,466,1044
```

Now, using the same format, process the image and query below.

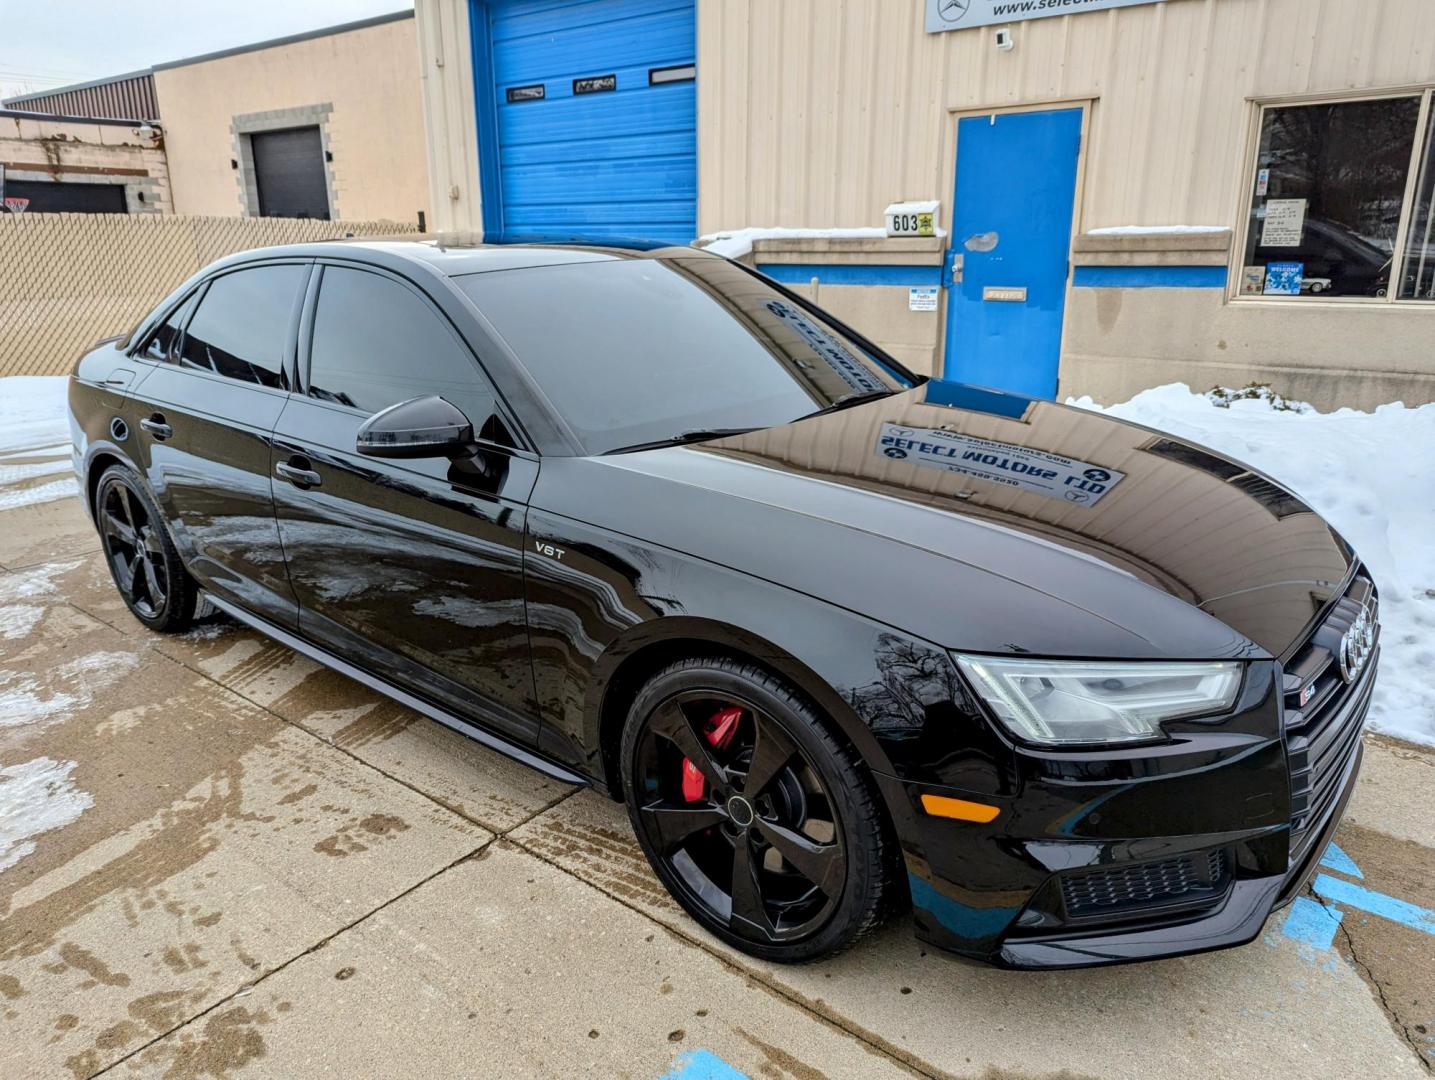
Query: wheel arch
588,616,900,802
84,444,139,514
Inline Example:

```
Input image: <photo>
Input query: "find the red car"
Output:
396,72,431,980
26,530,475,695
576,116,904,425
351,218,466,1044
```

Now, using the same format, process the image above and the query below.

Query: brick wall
1,112,170,215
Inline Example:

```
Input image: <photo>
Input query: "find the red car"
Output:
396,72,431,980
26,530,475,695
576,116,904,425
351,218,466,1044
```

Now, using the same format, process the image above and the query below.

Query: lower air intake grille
1061,850,1228,919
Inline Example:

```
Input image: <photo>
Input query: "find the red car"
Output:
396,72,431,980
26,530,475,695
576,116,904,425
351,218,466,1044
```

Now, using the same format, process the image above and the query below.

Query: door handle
139,414,172,440
275,459,322,488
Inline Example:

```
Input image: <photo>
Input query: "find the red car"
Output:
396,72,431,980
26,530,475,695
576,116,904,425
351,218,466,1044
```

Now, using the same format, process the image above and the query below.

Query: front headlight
952,656,1243,747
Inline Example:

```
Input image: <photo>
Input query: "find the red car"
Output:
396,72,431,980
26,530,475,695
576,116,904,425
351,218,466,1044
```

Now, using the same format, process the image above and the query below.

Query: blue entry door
943,108,1082,398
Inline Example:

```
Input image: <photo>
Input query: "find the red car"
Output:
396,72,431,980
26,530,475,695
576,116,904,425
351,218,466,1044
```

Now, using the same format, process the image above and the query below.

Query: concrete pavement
1,472,1431,1078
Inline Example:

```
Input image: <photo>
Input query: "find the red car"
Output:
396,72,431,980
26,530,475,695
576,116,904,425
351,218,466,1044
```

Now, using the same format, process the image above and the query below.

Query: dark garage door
252,127,330,220
482,0,697,243
4,179,127,213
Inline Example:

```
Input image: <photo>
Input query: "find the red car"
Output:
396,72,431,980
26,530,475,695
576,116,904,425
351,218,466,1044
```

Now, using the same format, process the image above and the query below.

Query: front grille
1061,850,1229,919
1283,571,1378,867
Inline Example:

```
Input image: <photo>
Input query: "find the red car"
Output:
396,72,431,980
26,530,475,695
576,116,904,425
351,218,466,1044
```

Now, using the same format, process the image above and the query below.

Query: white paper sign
909,287,939,311
876,423,1126,506
1261,199,1307,247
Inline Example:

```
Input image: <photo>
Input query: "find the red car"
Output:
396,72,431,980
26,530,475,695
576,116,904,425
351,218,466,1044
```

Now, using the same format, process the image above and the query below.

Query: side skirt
203,593,590,787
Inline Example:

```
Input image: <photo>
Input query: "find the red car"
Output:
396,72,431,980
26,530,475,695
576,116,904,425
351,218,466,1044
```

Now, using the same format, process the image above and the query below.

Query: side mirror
356,395,474,459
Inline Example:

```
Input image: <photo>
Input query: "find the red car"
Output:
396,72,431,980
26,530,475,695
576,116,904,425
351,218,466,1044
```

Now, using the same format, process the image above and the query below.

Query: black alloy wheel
621,658,892,962
95,465,197,632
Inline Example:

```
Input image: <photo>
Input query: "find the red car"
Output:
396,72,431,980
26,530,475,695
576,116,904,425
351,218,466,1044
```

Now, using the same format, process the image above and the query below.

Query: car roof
216,236,711,278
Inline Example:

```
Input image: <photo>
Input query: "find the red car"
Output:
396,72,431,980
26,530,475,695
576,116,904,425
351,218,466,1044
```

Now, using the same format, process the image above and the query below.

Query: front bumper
994,739,1361,969
877,636,1375,970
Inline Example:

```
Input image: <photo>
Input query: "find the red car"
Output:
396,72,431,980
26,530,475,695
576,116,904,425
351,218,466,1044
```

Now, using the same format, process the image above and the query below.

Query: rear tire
95,464,198,633
620,656,892,963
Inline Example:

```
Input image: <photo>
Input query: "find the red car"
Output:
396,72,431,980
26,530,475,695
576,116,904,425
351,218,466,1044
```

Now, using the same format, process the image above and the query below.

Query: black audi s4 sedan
68,239,1378,969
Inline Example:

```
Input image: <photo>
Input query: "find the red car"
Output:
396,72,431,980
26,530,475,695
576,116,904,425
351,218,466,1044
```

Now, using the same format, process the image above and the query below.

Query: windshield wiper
795,389,895,421
604,428,758,455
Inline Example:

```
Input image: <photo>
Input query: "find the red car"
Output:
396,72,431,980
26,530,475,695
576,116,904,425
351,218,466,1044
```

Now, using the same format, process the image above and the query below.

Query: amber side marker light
920,794,1001,823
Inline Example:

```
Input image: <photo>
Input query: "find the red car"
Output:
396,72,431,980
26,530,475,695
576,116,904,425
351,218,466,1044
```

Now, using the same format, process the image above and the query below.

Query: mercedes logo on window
1337,604,1376,683
938,0,971,23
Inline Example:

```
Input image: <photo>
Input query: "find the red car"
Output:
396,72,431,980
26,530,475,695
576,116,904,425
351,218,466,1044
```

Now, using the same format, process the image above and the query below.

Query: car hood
542,382,1354,660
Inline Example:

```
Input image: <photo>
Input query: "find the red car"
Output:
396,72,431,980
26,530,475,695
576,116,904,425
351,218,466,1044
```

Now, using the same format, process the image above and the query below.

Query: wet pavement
1,472,1432,1079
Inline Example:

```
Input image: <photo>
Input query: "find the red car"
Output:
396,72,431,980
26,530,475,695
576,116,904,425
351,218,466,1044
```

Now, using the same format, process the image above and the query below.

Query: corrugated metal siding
5,73,160,121
697,0,1435,234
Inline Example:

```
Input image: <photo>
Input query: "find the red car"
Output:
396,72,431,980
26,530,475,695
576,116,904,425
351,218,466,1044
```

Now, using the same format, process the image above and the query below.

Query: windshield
456,254,915,454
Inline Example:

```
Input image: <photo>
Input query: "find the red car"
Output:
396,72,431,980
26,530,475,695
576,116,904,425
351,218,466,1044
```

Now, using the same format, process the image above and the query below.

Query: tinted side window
179,265,305,388
139,290,198,363
307,266,495,424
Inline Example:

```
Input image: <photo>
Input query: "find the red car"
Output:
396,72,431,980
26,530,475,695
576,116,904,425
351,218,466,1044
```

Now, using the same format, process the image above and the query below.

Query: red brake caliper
681,706,741,802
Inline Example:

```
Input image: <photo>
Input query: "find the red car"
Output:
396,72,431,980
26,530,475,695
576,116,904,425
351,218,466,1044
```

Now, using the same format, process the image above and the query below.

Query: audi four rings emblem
1338,605,1376,683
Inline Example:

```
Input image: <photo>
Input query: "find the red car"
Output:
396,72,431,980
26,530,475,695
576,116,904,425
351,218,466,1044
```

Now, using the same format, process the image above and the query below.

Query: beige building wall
697,0,1435,232
415,0,483,240
415,0,1435,407
153,14,428,226
699,0,1435,408
0,113,170,214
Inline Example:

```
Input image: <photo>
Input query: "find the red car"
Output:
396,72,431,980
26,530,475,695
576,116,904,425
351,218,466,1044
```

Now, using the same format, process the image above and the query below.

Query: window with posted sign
1240,92,1435,302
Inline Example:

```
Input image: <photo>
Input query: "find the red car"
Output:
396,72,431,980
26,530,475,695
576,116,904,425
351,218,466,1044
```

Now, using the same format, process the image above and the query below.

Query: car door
271,261,540,744
127,260,307,628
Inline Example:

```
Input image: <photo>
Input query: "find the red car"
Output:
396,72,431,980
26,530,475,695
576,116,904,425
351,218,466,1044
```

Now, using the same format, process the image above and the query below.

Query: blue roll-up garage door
481,0,697,244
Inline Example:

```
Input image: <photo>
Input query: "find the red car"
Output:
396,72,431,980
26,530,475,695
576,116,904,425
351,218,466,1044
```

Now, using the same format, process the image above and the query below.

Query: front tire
620,657,892,962
95,464,198,633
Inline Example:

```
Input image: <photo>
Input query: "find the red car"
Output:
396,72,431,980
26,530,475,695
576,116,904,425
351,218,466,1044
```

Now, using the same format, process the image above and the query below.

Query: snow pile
1070,383,1435,748
1,375,71,452
698,226,889,260
0,376,77,510
884,200,941,216
0,756,93,874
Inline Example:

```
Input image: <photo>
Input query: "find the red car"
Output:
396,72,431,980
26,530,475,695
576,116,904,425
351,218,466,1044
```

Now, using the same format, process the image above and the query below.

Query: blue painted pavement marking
1312,873,1435,937
1281,895,1344,951
1319,841,1364,879
657,1048,750,1080
1278,839,1435,953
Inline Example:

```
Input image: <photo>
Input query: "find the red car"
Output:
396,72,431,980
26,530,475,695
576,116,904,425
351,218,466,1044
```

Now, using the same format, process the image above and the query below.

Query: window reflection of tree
1261,99,1419,252
176,267,301,389
180,331,284,389
143,321,181,363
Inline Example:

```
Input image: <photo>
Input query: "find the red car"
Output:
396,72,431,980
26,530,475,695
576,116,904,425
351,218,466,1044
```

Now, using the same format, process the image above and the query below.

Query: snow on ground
1071,383,1435,748
697,226,889,260
1,375,72,453
0,756,93,874
0,376,77,509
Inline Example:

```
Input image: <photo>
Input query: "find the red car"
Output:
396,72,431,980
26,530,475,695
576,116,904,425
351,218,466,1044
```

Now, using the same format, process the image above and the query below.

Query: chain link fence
0,213,420,377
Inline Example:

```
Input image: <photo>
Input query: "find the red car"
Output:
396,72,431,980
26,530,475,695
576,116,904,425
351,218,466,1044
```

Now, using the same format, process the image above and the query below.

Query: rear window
179,265,305,389
457,255,911,454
